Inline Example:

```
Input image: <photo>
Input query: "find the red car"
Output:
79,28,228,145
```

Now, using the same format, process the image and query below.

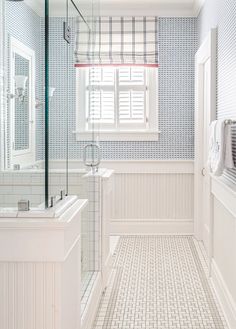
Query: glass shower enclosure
0,0,101,315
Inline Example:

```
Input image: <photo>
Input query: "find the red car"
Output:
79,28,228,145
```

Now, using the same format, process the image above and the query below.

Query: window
76,66,159,141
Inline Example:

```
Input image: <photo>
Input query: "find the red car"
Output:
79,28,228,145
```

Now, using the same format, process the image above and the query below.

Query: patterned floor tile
93,236,228,329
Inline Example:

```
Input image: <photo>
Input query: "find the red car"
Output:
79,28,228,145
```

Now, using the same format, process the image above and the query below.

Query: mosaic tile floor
93,236,228,329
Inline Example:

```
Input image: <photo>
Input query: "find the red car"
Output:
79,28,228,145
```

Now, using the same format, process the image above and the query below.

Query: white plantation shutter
118,67,146,125
89,67,115,86
118,67,145,85
87,66,148,129
88,90,115,123
119,90,145,123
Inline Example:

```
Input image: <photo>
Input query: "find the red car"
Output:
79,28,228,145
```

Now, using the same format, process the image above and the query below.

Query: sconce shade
14,75,28,89
49,87,56,98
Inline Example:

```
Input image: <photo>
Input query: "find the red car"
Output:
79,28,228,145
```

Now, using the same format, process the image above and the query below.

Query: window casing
75,66,159,140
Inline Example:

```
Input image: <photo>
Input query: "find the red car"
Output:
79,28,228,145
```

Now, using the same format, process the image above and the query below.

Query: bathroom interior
0,0,236,328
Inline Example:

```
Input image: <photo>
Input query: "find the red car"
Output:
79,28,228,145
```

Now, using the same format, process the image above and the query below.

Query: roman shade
74,16,159,67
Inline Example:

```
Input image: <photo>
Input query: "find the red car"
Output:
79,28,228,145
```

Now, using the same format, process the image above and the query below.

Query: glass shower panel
47,1,68,206
0,0,45,210
76,0,102,313
45,0,101,311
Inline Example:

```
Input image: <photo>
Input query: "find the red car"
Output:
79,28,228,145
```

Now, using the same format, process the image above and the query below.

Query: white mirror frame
9,36,36,168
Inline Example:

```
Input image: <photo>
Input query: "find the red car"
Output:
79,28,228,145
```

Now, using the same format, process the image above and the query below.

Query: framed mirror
9,36,35,167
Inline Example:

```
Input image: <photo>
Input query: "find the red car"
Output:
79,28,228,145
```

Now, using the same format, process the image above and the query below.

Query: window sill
73,130,160,141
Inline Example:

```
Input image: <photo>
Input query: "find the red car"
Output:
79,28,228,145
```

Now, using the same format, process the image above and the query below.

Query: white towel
224,123,234,169
208,119,234,176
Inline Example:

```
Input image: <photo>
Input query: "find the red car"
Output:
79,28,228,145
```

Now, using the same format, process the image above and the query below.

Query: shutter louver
89,90,115,123
119,67,145,85
119,90,145,123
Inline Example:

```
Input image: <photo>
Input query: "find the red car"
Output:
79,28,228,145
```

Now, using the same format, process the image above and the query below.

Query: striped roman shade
74,17,159,67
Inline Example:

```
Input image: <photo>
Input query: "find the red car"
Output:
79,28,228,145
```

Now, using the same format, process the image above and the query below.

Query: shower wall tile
5,1,44,165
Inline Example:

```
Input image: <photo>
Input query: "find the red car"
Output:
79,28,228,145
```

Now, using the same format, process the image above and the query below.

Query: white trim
194,28,217,240
193,0,206,16
110,219,193,235
75,67,159,141
74,130,160,141
30,159,194,173
101,160,194,173
211,260,236,329
9,36,36,168
22,0,206,18
211,175,236,219
81,273,103,329
24,0,44,16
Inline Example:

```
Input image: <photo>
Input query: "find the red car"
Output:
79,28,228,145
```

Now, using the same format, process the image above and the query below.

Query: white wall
198,0,236,184
197,1,236,328
210,177,236,329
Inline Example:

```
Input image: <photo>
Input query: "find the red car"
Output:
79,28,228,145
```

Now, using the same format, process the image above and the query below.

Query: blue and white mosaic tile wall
5,5,197,162
198,0,236,183
48,17,197,160
5,1,44,164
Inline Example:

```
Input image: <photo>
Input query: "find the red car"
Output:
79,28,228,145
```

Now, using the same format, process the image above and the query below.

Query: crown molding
100,4,195,17
24,0,44,17
193,0,206,16
22,0,206,18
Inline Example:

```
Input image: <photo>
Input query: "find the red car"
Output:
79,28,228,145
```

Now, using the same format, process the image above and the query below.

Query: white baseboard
81,254,113,329
81,273,103,329
102,252,113,289
203,223,210,256
110,219,193,235
211,260,236,329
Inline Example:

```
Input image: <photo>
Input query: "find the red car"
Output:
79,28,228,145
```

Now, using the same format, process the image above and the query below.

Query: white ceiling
25,0,205,17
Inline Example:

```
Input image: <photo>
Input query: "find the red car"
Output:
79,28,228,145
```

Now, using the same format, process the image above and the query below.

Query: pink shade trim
75,63,159,68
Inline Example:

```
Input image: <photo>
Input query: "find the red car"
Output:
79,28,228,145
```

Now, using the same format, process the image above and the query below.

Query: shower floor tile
93,236,228,329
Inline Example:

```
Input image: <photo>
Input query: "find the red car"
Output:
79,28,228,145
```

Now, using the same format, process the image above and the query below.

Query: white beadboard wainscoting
210,177,236,329
0,262,62,329
101,160,194,235
0,198,87,329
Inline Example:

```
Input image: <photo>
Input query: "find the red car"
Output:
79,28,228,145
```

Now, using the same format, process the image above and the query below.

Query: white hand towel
208,119,234,176
209,120,225,176
208,120,217,167
224,124,234,169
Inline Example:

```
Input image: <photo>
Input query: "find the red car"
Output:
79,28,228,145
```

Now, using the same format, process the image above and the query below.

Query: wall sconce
35,87,56,109
8,75,28,103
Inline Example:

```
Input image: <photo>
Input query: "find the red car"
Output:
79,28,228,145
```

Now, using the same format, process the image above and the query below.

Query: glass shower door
71,0,102,314
46,0,101,315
